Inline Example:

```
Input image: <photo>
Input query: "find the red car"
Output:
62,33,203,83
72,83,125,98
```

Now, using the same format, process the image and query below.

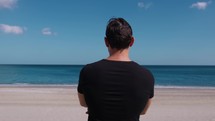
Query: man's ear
105,37,109,47
129,37,135,47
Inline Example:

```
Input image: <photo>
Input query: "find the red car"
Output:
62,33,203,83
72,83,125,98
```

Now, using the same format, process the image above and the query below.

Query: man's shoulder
127,62,151,72
129,63,154,80
84,59,104,67
81,60,104,70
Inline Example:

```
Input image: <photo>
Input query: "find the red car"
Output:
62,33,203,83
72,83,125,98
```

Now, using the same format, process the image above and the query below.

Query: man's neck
107,48,131,61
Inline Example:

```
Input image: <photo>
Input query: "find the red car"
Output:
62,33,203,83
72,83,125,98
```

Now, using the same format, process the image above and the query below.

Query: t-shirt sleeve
149,88,154,98
148,70,155,99
77,67,85,94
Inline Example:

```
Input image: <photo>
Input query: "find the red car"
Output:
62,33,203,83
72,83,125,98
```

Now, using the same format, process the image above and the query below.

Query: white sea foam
155,85,215,90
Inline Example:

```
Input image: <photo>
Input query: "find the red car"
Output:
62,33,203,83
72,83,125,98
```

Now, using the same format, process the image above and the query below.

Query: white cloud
0,24,25,34
191,1,212,10
42,28,56,36
138,2,145,8
0,0,17,9
137,2,152,10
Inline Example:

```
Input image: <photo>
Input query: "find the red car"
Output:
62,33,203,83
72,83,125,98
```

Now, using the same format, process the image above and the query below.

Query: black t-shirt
78,59,154,121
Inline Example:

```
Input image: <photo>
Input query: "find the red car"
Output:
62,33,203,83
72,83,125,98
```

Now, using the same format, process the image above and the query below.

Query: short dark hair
105,18,133,49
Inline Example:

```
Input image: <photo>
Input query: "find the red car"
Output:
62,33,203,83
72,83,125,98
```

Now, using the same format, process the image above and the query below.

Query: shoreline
1,84,215,90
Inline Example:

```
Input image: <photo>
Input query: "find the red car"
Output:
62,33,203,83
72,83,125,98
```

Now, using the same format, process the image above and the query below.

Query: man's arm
78,93,88,107
140,98,152,115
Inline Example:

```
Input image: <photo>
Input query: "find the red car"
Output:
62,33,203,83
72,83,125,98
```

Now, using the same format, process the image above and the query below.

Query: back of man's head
105,18,133,49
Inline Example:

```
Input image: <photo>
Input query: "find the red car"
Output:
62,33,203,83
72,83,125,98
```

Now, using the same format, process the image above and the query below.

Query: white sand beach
0,86,215,121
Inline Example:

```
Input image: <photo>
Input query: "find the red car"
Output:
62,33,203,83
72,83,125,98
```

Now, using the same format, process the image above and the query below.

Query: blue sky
0,0,215,65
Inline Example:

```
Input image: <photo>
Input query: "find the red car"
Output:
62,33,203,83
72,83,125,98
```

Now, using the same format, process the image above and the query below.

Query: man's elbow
140,112,146,115
80,103,88,107
78,93,88,107
140,99,152,115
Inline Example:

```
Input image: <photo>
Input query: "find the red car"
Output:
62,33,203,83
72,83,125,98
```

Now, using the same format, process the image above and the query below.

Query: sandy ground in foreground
0,86,215,121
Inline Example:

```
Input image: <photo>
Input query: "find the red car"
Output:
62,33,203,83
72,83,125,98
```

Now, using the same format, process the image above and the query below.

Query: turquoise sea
0,65,215,88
